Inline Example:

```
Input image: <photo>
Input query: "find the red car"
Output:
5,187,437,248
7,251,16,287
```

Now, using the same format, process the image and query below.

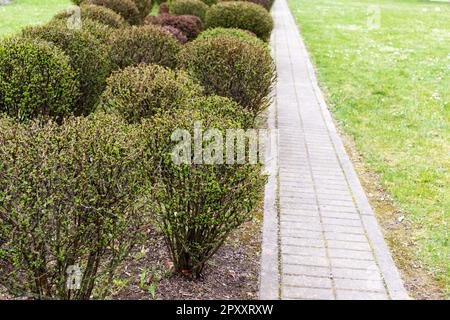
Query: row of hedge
0,0,275,299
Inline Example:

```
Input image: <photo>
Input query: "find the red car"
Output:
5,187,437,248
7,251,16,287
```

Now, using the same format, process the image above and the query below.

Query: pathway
259,0,409,300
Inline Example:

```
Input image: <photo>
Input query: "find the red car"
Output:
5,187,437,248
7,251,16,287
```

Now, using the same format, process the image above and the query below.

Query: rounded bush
109,25,181,69
132,0,153,19
23,21,112,115
197,27,266,49
170,0,208,22
144,95,265,277
77,18,115,44
55,4,127,28
100,64,202,123
205,1,273,41
145,14,202,40
0,113,151,299
0,38,78,122
199,0,216,5
162,25,188,44
178,36,276,118
86,0,141,25
159,2,169,14
222,0,270,10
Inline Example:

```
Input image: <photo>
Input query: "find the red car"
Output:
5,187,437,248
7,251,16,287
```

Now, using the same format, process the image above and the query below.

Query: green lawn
288,0,449,295
0,0,71,37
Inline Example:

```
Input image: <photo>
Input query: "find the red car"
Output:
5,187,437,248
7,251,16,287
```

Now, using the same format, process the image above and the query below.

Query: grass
0,0,71,37
287,0,449,296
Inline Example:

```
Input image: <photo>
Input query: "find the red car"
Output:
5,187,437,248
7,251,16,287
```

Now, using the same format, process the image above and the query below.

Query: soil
111,214,262,300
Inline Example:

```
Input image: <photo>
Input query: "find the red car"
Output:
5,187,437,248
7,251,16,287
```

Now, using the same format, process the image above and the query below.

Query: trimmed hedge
178,36,276,118
85,0,141,25
205,1,273,41
197,27,267,49
100,64,202,123
109,25,181,69
132,0,153,19
162,25,188,44
77,18,115,44
145,14,202,40
199,0,216,5
145,96,265,277
23,21,111,115
55,4,127,28
0,113,151,299
0,38,78,122
222,0,270,10
170,0,208,22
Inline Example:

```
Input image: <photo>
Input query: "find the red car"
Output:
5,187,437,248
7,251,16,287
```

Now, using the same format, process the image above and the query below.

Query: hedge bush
178,36,276,118
109,25,181,69
100,64,202,123
23,21,111,116
145,14,202,40
0,38,78,122
162,25,188,44
0,113,151,299
159,2,169,14
145,96,266,277
170,0,208,22
221,0,270,10
55,4,127,28
85,0,141,25
199,0,216,5
77,18,115,44
205,1,273,41
132,0,153,19
197,27,266,49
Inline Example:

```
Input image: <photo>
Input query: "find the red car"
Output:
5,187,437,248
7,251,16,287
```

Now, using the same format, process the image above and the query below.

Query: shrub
170,0,208,22
145,14,202,40
205,1,273,41
159,2,169,14
55,4,127,28
0,38,78,122
85,0,141,25
199,0,216,5
132,0,153,19
109,25,181,69
197,27,266,49
77,18,115,44
100,64,202,123
145,96,266,277
23,21,111,115
221,0,270,10
162,25,188,44
178,36,276,118
0,113,151,299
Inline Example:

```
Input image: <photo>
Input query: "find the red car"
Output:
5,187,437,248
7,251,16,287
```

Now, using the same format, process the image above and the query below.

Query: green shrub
221,0,270,10
199,0,216,5
170,0,208,22
178,36,276,119
197,27,267,49
78,18,115,44
205,1,273,41
132,0,153,19
100,64,202,123
0,38,78,122
109,25,181,69
23,21,112,115
145,96,266,277
55,4,127,28
0,113,151,299
85,0,141,25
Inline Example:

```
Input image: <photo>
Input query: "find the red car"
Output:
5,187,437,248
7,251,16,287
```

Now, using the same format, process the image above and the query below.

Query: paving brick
336,290,388,300
283,275,332,289
282,286,334,300
334,278,386,293
283,254,329,267
283,264,331,277
281,245,327,257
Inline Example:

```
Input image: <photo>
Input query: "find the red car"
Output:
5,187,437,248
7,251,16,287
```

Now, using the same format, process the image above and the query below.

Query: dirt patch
111,215,262,300
336,125,445,300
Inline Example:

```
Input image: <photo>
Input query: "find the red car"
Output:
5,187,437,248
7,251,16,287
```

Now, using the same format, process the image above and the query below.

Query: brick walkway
259,0,409,300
